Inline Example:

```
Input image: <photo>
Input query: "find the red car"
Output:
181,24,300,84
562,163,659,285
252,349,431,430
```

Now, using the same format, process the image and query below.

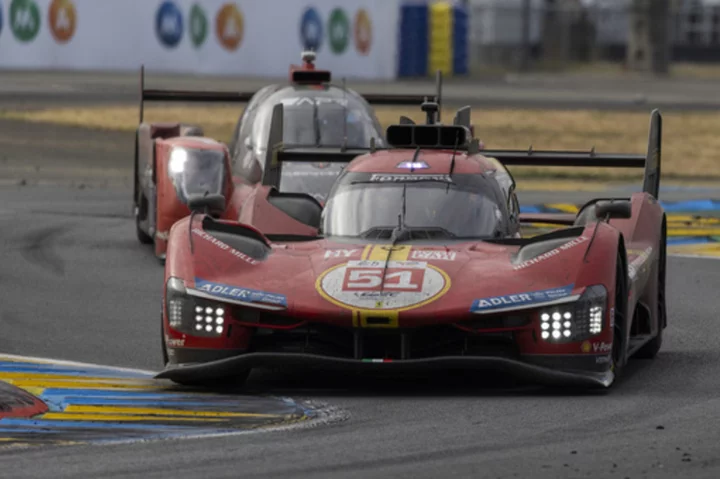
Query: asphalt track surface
2,72,720,478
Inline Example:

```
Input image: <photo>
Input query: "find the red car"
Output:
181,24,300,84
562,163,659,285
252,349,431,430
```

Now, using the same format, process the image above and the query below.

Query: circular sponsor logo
328,8,349,55
215,3,243,51
155,1,183,48
189,3,207,48
299,6,323,52
581,341,591,353
353,9,371,55
316,260,450,311
10,0,40,43
49,0,76,44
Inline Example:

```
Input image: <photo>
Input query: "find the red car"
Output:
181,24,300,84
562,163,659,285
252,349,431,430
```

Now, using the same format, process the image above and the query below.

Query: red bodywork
157,148,665,389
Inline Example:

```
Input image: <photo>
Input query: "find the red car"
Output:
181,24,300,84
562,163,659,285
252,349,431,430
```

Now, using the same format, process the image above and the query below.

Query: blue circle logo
155,1,183,48
299,7,323,52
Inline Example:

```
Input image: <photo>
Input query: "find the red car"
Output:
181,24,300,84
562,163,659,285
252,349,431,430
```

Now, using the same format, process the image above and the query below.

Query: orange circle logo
354,9,372,55
49,0,76,44
215,3,243,51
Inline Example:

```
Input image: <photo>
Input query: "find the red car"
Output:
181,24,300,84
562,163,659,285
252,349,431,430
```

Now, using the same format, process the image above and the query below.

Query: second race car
134,50,442,261
156,101,666,390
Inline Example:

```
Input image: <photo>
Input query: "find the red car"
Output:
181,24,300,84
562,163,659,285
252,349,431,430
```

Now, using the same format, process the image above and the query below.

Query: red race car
134,51,443,262
156,100,666,390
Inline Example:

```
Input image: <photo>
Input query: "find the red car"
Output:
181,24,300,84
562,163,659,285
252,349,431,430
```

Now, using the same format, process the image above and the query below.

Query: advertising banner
0,0,400,79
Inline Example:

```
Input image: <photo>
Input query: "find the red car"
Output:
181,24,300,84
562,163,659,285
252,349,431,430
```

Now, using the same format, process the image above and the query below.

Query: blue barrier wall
397,1,469,78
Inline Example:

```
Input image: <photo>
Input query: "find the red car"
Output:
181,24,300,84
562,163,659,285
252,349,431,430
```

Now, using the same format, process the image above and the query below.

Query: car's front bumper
155,352,614,388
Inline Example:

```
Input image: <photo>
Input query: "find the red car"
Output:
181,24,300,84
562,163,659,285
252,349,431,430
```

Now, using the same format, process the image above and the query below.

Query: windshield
278,162,346,203
322,173,508,239
167,147,225,204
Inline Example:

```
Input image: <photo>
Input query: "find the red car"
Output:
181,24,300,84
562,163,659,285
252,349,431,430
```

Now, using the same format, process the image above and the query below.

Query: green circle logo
189,3,208,48
10,0,40,42
328,8,349,55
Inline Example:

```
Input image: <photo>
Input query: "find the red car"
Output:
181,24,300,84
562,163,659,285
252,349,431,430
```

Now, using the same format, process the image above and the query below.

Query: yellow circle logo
581,341,591,353
49,0,76,44
353,9,372,55
215,3,243,51
316,260,451,312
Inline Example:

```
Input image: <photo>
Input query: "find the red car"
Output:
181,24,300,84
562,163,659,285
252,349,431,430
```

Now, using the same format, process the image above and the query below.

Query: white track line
0,353,156,375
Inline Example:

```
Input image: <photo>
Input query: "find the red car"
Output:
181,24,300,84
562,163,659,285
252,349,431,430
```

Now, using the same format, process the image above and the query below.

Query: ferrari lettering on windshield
369,174,452,183
470,284,575,313
193,279,288,307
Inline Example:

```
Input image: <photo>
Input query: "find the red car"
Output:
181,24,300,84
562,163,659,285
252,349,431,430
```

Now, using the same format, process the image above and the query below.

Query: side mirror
187,193,226,217
594,200,632,220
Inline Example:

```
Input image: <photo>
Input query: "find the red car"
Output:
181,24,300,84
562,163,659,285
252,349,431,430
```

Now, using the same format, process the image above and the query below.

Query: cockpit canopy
231,86,385,201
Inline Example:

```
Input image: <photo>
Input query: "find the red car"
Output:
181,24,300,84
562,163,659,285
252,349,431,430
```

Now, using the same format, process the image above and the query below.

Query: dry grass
2,105,720,179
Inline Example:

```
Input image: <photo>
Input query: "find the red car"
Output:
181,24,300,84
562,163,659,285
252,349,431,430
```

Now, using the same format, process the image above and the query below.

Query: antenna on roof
342,77,348,152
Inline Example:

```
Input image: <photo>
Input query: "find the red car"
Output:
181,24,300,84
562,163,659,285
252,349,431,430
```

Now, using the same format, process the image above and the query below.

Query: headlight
166,277,227,337
167,147,225,204
538,285,606,343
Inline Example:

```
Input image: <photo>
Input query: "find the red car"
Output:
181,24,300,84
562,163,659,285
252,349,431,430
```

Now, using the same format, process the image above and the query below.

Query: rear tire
635,217,666,359
135,195,153,245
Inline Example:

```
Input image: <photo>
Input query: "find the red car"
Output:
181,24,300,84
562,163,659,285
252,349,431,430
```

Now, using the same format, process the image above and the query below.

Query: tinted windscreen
322,173,507,239
278,162,346,203
168,148,225,203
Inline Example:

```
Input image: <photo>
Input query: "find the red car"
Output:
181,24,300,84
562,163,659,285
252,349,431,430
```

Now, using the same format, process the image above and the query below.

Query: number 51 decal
342,267,425,292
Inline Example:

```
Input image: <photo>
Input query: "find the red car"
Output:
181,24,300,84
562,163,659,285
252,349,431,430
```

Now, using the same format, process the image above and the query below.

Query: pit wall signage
0,0,401,80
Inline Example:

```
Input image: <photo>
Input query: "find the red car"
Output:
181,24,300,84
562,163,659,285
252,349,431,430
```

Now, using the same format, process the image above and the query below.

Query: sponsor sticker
369,174,452,183
581,340,612,354
513,236,589,270
596,355,611,364
628,246,653,280
317,260,450,311
470,284,575,313
324,249,360,260
194,278,287,307
192,228,260,265
409,250,457,261
166,337,185,348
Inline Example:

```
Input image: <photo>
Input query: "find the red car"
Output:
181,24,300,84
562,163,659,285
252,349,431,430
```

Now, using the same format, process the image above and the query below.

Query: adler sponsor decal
470,284,575,313
193,278,288,307
513,236,589,270
192,228,259,265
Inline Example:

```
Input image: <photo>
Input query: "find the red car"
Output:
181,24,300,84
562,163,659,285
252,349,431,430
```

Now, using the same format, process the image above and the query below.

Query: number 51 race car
156,100,666,390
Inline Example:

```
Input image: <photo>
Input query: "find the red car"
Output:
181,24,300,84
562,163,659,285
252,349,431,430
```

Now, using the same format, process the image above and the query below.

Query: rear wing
139,66,444,123
479,109,663,199
261,103,370,188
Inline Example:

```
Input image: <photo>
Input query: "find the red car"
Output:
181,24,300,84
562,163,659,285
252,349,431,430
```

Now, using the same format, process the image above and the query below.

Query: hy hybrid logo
10,0,40,42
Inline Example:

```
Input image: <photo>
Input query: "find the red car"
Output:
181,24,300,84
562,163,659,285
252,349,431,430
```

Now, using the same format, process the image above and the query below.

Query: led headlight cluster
165,277,227,338
538,285,607,344
194,305,225,334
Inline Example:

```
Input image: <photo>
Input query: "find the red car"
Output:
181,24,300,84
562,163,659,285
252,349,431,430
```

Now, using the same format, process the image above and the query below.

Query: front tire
135,196,153,245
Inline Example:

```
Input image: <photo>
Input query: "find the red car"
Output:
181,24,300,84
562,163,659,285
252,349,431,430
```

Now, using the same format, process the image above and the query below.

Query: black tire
135,195,153,245
611,248,629,383
635,217,667,359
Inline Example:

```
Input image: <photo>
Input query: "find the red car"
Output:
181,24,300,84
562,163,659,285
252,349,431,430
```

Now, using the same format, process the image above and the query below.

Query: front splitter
156,352,614,389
